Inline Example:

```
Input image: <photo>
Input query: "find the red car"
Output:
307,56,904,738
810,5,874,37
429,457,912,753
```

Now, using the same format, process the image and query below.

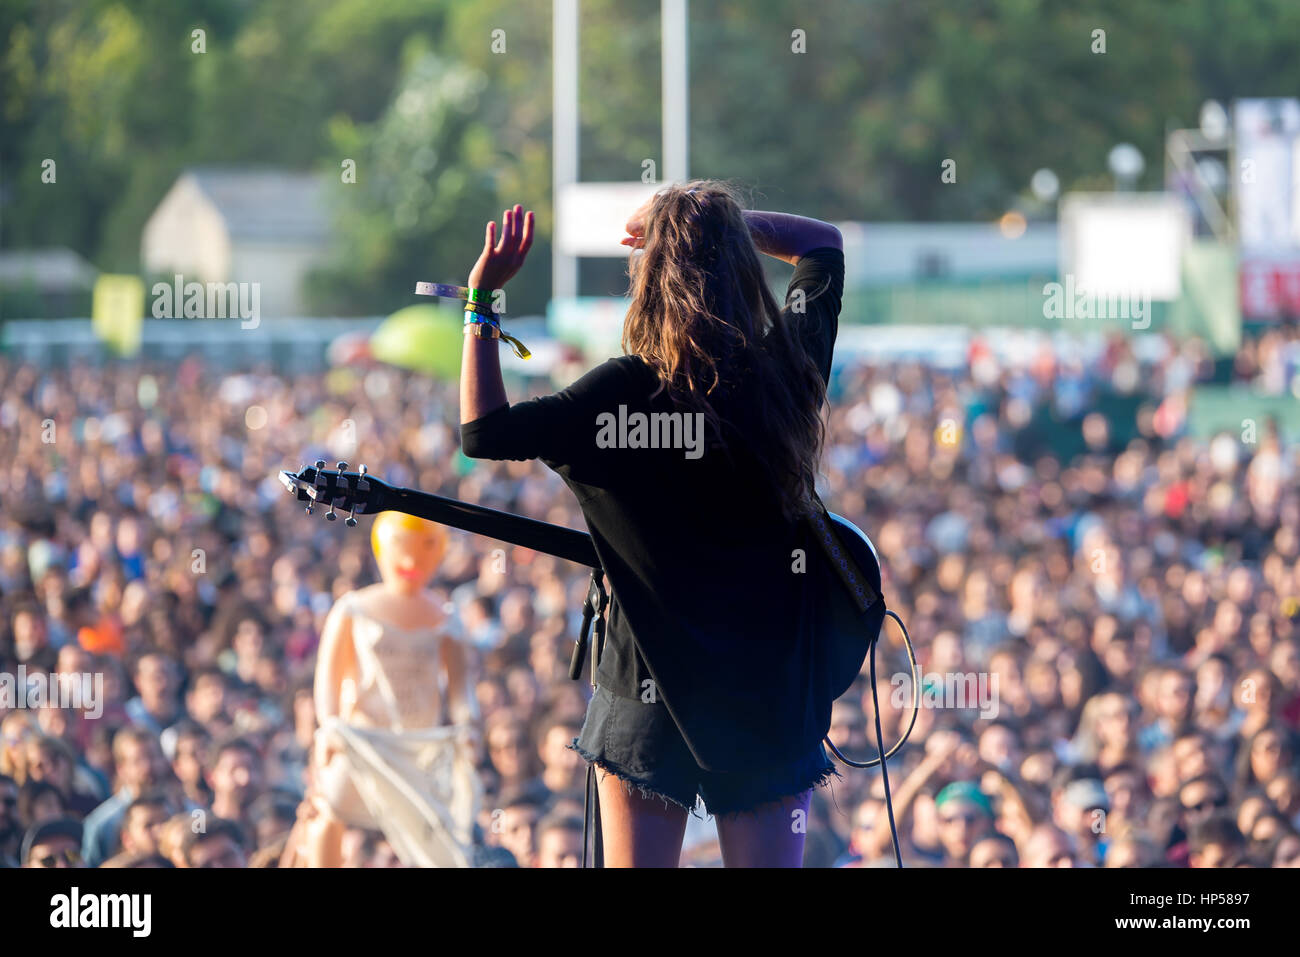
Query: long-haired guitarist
459,182,845,867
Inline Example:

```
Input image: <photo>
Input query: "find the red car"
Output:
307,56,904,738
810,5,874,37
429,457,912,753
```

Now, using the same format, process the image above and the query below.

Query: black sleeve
460,356,636,465
782,245,844,386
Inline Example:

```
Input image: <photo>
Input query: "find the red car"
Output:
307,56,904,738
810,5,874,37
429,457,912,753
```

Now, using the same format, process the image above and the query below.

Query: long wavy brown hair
622,179,828,522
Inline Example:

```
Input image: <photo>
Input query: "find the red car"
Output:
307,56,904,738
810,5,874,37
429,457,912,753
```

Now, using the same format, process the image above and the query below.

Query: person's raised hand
469,204,535,291
922,729,962,777
620,195,657,248
952,740,982,775
981,767,1011,797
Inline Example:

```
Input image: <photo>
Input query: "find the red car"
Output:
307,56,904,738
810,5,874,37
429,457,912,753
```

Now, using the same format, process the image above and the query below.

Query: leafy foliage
2,0,1297,316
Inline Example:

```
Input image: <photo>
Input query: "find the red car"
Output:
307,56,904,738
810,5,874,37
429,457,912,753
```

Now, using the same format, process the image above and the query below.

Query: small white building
141,168,331,317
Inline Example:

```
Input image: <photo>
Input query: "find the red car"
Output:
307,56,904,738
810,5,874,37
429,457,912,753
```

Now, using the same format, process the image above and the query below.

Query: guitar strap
807,500,879,613
572,569,608,869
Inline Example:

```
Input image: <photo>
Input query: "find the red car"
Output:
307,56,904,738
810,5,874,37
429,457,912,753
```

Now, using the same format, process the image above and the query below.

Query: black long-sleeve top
461,247,845,771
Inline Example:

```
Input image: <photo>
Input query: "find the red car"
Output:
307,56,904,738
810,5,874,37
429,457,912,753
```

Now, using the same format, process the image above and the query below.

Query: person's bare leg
595,768,688,868
715,789,810,868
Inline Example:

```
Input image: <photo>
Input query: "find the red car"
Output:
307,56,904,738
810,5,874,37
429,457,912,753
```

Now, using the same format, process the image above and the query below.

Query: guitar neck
387,485,600,569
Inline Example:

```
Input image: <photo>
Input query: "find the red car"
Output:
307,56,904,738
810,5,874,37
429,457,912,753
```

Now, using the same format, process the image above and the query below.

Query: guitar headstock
279,461,394,526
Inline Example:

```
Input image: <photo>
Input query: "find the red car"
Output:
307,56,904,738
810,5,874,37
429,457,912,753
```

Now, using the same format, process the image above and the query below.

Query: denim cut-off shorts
568,683,839,818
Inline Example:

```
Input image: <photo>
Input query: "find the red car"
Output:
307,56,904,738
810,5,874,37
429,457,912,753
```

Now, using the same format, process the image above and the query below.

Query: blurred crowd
1231,322,1300,396
1,325,1298,868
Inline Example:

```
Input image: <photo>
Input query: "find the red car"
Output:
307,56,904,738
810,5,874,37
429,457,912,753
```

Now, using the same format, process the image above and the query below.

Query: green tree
305,45,510,316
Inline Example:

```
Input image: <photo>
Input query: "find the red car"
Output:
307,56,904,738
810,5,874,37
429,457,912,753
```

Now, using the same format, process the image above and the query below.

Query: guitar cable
822,609,920,868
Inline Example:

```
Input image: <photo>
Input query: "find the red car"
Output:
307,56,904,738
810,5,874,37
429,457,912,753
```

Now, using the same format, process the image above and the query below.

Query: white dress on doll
315,593,480,868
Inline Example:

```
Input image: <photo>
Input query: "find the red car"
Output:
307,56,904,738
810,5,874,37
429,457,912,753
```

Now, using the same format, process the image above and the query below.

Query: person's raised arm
620,196,841,266
860,731,960,861
460,204,535,425
740,210,842,266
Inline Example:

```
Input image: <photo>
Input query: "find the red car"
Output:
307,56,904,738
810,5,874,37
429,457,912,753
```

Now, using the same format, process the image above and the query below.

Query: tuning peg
337,461,348,471
326,503,337,521
315,459,325,470
345,465,366,526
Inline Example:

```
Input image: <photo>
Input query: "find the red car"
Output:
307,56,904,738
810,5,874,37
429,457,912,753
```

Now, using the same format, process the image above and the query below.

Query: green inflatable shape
370,304,464,379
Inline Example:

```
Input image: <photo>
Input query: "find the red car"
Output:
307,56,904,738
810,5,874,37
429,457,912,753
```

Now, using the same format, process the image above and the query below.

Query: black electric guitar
280,460,600,568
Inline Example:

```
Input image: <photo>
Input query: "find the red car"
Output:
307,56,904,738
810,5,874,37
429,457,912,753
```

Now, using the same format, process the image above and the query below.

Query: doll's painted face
371,512,447,592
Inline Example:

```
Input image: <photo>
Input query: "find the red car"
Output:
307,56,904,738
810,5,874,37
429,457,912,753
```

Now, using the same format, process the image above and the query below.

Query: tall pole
662,0,689,185
553,0,579,301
